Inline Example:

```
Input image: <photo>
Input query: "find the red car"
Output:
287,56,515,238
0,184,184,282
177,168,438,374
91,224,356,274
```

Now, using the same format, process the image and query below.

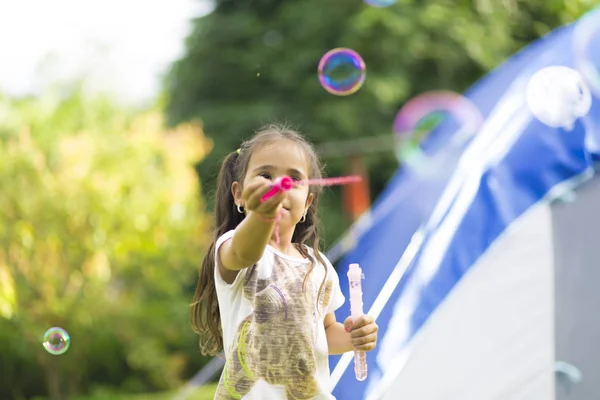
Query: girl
191,124,378,400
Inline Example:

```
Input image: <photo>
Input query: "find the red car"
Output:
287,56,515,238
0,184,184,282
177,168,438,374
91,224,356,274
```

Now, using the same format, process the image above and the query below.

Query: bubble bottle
348,263,368,381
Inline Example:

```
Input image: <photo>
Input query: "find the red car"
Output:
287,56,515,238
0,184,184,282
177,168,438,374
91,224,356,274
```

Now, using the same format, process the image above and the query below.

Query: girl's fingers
351,332,377,345
352,332,377,352
244,177,269,194
264,190,284,206
245,181,274,208
350,315,374,330
354,342,377,352
350,322,379,339
242,187,263,208
259,197,284,218
249,187,284,216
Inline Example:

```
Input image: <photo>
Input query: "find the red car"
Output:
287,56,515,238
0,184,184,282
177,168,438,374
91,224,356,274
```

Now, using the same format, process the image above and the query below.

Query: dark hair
190,123,328,356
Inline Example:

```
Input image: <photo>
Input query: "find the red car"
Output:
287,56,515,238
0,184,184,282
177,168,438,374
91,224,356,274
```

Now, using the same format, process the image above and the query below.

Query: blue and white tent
330,15,600,400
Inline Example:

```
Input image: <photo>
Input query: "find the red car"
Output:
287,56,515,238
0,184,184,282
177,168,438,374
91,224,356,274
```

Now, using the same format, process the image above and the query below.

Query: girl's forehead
248,140,310,172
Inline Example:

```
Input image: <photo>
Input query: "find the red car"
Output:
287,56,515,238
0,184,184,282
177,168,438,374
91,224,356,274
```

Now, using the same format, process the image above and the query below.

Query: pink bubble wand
259,175,363,244
260,175,363,202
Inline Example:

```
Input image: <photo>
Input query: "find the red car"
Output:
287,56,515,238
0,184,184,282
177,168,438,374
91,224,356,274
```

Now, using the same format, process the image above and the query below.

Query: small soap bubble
526,66,592,130
43,327,70,355
573,8,600,98
393,91,483,174
318,48,366,96
364,0,396,7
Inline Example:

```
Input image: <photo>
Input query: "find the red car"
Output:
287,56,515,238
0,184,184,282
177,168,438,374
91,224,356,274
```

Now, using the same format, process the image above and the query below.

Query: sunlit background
0,0,211,103
1,0,599,399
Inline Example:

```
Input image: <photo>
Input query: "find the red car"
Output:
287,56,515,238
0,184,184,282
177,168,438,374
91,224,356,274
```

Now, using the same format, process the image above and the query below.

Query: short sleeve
322,253,345,314
213,230,246,288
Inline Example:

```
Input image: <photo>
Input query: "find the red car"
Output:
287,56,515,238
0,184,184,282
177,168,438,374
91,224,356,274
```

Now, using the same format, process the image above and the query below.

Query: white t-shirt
213,229,345,400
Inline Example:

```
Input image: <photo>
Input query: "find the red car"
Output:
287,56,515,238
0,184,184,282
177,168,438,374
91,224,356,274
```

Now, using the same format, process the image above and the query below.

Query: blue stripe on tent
403,115,592,343
331,20,600,400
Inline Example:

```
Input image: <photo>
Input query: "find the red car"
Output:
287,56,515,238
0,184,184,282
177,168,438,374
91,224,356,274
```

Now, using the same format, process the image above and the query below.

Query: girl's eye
291,176,302,182
259,172,272,180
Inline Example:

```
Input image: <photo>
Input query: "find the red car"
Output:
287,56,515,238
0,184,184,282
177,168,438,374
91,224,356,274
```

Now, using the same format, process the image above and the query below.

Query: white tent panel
553,171,600,399
372,203,555,400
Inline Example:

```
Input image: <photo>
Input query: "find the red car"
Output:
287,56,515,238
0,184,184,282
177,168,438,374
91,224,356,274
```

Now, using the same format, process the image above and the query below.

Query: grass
70,384,217,400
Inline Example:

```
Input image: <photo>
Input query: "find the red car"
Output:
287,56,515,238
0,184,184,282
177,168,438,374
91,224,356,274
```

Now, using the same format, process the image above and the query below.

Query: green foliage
165,0,594,246
0,89,212,399
69,384,217,400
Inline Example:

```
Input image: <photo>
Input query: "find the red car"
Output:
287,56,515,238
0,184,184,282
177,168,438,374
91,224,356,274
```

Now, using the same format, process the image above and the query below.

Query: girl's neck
270,226,294,252
269,231,303,258
269,240,295,255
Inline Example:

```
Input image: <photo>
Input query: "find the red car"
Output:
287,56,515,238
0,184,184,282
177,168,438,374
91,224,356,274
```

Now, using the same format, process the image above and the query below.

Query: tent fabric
330,20,600,400
373,202,555,400
553,172,600,400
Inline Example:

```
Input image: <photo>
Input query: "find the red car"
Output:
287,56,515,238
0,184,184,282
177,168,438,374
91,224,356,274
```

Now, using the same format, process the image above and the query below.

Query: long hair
190,123,328,356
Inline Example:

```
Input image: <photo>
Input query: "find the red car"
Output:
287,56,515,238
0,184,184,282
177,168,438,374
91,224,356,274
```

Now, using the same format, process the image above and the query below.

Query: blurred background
0,0,597,399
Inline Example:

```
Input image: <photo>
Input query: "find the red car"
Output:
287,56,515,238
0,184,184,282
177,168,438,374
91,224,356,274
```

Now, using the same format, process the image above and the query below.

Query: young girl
191,124,378,399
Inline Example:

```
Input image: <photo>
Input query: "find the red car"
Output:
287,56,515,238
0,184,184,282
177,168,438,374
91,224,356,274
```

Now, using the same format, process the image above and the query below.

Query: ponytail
190,150,243,356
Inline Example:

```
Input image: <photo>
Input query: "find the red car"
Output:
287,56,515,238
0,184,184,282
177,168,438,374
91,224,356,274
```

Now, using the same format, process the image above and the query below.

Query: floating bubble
526,66,592,130
364,0,396,7
43,327,70,355
318,48,366,96
573,8,600,98
393,91,484,173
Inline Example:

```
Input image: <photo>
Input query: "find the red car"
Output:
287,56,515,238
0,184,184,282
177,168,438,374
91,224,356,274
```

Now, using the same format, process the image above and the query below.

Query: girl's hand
344,315,378,352
242,176,285,219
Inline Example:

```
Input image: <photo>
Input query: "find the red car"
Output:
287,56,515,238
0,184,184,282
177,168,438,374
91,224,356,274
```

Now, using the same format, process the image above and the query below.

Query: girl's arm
218,178,285,283
218,212,277,281
324,312,354,355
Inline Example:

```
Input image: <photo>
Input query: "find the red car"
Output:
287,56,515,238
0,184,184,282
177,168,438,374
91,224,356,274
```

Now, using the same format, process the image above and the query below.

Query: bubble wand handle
348,263,368,381
304,175,362,187
260,175,362,203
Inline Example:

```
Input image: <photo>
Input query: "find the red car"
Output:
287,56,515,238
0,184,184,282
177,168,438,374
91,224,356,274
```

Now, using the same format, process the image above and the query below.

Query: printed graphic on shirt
215,256,333,400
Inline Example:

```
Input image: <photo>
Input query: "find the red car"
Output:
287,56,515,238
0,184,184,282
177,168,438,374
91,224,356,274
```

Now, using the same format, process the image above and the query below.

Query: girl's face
239,139,313,226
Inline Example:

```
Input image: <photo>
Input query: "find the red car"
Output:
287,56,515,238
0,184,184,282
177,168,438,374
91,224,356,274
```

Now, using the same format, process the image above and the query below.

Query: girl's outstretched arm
218,177,285,283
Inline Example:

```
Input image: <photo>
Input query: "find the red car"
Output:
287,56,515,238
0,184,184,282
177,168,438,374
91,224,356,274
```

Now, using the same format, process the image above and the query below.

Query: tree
165,0,594,245
0,88,212,399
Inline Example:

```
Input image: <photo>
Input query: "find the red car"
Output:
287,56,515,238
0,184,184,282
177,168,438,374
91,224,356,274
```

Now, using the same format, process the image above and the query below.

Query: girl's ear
231,181,242,205
305,192,314,211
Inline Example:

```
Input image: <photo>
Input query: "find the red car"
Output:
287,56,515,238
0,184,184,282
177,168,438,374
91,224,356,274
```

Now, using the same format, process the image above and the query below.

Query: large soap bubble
526,66,592,130
393,90,483,174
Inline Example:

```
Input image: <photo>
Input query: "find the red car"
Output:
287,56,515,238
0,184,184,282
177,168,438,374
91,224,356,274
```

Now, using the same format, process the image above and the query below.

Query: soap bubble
526,66,592,129
364,0,396,7
393,91,483,173
43,327,70,355
318,48,366,96
573,8,600,98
